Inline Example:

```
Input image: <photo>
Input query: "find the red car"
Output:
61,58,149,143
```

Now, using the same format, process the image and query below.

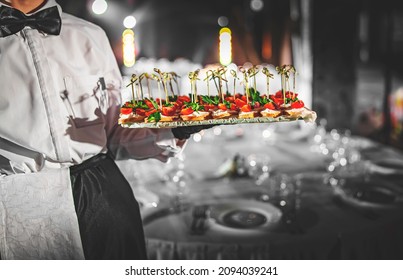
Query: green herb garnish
147,111,161,122
185,101,204,112
201,95,220,105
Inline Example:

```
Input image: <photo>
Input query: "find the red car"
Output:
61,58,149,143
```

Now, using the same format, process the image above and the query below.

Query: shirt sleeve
96,29,184,162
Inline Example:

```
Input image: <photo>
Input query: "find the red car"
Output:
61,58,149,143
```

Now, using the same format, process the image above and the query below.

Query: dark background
57,0,403,149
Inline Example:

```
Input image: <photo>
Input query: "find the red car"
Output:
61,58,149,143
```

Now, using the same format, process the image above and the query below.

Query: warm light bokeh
122,29,136,67
219,27,232,66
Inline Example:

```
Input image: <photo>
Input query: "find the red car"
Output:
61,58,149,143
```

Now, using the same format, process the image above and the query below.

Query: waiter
0,0,205,259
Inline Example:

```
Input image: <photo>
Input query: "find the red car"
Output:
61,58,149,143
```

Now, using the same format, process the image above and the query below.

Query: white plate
202,199,282,235
333,179,403,209
142,199,283,241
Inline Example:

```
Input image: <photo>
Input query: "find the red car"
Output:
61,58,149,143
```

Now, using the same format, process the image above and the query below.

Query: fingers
171,125,216,140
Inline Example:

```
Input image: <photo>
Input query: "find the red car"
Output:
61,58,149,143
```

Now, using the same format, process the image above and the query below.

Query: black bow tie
0,6,61,37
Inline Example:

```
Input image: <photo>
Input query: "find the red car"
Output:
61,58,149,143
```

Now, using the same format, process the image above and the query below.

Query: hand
171,125,216,140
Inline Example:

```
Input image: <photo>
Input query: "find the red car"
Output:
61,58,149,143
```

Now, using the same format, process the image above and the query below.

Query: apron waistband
69,153,110,174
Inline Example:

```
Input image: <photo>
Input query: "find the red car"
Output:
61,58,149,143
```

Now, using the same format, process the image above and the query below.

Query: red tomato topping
174,100,183,108
270,95,284,106
264,102,276,110
120,107,132,115
253,101,261,108
144,99,154,109
241,104,252,112
180,107,194,115
290,100,304,109
229,103,237,110
225,96,235,102
178,96,191,103
145,109,158,116
203,104,217,111
156,98,165,104
162,106,176,116
218,103,228,111
234,98,247,108
274,90,298,100
135,108,146,116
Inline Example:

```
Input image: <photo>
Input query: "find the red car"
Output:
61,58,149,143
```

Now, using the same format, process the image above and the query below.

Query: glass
310,118,328,154
259,173,299,213
262,173,305,234
246,153,272,186
163,153,191,211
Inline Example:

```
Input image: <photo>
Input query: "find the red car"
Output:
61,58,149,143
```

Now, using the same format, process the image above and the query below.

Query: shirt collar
0,0,62,15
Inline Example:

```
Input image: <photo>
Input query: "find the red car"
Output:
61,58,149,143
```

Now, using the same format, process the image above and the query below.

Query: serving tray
119,108,317,128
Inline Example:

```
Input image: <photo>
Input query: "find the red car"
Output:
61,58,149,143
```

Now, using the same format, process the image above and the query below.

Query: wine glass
246,153,272,186
163,152,191,211
310,118,328,155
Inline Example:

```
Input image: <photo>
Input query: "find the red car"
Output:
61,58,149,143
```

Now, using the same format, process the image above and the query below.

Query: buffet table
117,121,403,260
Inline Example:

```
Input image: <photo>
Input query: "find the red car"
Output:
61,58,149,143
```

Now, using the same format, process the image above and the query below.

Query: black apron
70,153,147,260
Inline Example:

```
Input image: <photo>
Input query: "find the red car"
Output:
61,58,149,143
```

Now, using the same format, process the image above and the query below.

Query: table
117,121,403,259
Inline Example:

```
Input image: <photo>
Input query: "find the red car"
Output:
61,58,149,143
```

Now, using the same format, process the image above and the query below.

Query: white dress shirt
0,0,180,259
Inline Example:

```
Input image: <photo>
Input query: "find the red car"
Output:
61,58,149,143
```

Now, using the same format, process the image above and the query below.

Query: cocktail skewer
138,73,146,100
248,65,259,92
239,66,249,104
126,74,138,105
262,67,274,95
170,72,181,95
220,67,229,94
230,69,238,95
151,73,162,107
145,73,152,99
204,70,213,97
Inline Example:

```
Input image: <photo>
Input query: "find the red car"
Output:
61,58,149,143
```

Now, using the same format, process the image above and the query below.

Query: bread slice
284,108,305,118
160,114,180,122
260,108,282,118
118,113,145,124
212,109,232,119
238,111,255,119
180,111,210,121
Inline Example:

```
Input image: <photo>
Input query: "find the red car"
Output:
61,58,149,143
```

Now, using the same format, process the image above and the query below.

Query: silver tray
119,109,317,129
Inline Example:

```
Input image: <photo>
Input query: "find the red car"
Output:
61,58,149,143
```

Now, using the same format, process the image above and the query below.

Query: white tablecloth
117,122,403,259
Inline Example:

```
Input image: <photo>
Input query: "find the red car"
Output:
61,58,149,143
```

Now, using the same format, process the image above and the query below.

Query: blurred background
54,0,403,260
58,0,403,150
